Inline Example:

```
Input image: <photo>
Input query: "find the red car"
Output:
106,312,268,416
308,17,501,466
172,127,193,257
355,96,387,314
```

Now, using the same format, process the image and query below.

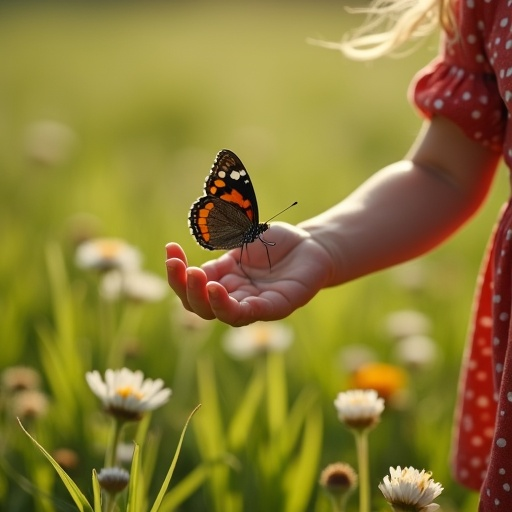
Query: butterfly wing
189,149,262,250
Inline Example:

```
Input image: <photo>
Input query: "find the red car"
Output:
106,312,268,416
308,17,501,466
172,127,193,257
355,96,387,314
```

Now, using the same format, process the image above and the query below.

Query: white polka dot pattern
453,202,512,511
410,1,512,509
452,238,496,495
410,0,510,158
480,217,512,511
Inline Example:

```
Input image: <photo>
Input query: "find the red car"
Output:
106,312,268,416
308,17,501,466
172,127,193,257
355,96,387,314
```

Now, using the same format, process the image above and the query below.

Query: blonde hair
313,0,455,60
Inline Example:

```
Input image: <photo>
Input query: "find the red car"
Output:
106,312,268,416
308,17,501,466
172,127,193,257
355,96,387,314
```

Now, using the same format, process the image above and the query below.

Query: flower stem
105,493,117,512
104,418,123,468
354,429,370,512
102,420,124,512
329,495,347,512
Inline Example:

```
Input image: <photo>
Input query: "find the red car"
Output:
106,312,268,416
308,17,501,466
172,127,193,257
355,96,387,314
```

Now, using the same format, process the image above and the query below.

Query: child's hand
166,222,332,326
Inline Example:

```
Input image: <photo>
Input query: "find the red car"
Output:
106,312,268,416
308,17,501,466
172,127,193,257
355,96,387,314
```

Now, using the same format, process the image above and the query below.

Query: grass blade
284,404,323,512
127,443,141,512
149,404,201,512
92,469,102,512
19,419,93,512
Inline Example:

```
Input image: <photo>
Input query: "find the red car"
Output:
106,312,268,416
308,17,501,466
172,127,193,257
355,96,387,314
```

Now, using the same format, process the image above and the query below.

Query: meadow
0,1,509,511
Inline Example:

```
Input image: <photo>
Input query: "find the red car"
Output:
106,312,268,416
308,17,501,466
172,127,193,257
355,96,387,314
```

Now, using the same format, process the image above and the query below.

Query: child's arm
301,115,501,285
166,115,501,326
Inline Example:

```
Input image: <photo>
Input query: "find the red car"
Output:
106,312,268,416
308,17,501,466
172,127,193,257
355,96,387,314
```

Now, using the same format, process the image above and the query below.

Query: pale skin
166,115,501,327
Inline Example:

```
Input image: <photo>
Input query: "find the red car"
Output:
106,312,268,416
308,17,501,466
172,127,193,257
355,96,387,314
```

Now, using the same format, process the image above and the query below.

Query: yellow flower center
116,386,143,400
98,240,123,259
253,325,272,347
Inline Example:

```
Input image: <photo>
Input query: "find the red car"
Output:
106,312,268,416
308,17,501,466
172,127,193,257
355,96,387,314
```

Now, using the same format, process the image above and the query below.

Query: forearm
299,160,490,285
299,116,502,287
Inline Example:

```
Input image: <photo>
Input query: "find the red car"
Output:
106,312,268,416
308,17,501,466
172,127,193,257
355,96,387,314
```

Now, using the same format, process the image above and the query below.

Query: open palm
166,222,332,326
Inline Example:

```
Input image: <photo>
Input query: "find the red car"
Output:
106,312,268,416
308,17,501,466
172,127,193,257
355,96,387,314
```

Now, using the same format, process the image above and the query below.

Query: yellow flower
350,362,407,402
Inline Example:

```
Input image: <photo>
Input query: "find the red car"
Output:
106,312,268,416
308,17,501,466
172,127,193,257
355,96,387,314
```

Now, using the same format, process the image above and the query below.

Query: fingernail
186,270,197,288
207,286,218,300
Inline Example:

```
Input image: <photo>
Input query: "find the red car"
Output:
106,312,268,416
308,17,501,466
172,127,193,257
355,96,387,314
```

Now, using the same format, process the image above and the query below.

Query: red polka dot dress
410,1,512,509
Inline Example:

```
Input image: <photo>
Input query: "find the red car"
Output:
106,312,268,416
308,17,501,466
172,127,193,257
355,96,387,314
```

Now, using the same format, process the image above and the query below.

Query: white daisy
223,321,293,360
100,269,168,303
86,368,171,421
379,466,443,512
334,389,385,430
394,335,438,369
384,310,432,340
75,238,142,272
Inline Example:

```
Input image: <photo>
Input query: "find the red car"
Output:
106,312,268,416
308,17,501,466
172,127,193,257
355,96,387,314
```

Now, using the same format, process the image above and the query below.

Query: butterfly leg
259,236,276,271
237,238,275,274
238,243,250,276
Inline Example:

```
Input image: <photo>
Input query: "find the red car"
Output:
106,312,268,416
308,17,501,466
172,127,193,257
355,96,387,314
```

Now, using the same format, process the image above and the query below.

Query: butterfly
189,149,296,269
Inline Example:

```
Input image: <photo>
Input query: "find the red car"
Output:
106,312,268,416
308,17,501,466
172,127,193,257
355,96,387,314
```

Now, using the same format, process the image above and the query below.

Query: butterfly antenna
264,201,298,223
240,201,298,275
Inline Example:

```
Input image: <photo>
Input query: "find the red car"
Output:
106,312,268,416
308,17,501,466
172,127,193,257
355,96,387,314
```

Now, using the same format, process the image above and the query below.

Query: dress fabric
409,0,512,509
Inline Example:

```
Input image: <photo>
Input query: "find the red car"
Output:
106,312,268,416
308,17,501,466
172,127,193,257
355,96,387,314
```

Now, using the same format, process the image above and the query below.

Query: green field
0,1,508,511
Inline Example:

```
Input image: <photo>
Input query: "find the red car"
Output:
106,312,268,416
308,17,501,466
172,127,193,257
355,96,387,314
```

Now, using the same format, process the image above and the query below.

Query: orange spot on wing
218,189,254,221
220,190,253,220
220,189,244,205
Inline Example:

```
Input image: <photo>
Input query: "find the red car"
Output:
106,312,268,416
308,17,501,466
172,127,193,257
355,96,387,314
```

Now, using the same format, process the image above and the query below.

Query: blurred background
0,1,509,511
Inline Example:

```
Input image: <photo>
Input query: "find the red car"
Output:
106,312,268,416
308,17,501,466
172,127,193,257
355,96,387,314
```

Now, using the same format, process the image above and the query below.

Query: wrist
297,219,348,288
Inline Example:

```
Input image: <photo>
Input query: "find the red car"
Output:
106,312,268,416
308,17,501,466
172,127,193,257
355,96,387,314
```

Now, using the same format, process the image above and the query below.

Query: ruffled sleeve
410,59,505,151
409,4,506,152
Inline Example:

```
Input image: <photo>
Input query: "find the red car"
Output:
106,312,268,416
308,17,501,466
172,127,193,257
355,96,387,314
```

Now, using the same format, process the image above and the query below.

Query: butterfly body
189,149,271,251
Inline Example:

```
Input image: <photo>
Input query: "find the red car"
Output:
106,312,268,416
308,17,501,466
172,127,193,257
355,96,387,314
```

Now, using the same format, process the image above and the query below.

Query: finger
210,287,297,326
186,267,217,320
206,282,283,327
201,250,242,282
165,242,188,264
166,256,191,310
205,281,249,326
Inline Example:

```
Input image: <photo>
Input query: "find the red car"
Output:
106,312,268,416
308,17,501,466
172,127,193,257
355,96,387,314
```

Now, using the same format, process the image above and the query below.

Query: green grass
0,1,509,511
